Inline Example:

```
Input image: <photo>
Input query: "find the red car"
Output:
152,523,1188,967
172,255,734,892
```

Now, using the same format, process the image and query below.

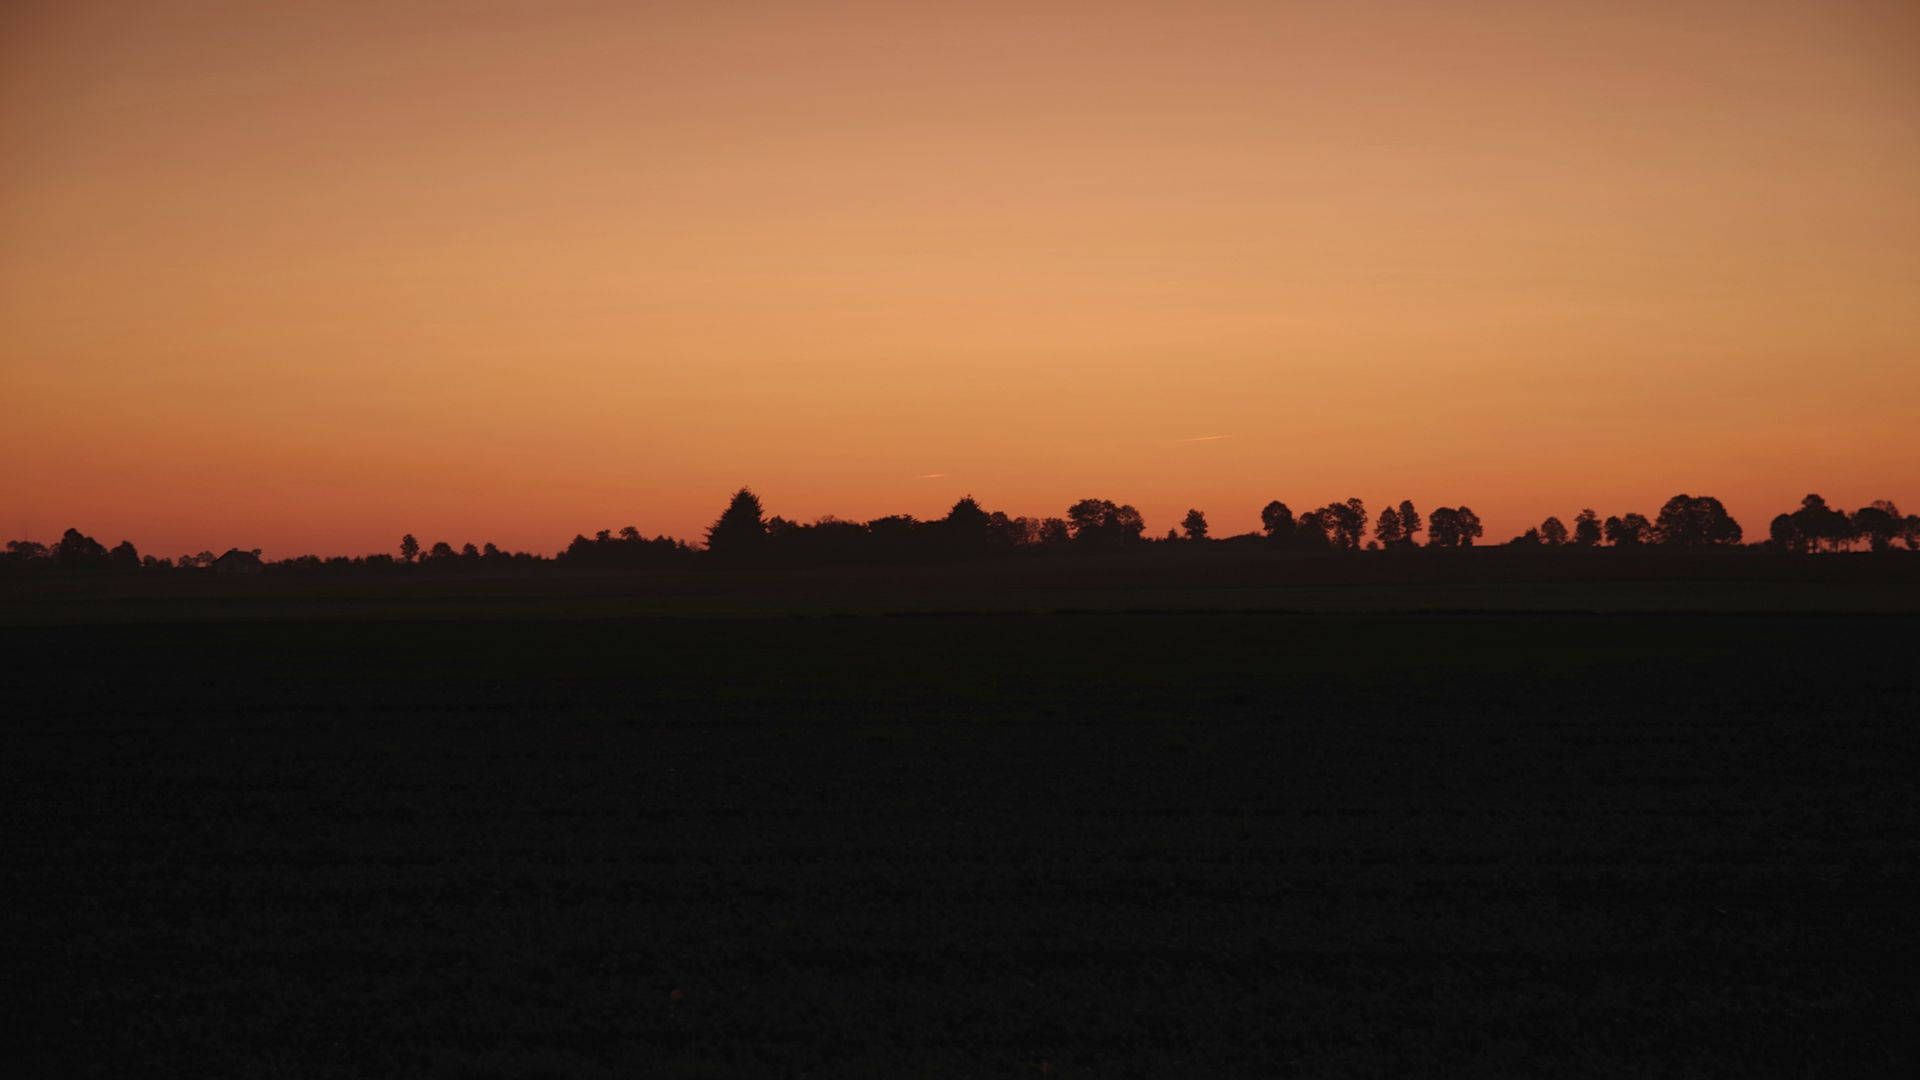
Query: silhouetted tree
707,487,768,556
109,540,141,571
1851,501,1903,552
1458,507,1482,546
4,539,50,566
937,496,996,555
864,514,921,557
1398,500,1421,546
428,541,456,561
945,496,988,529
1539,516,1568,547
989,514,1062,549
1769,513,1808,552
1340,498,1368,550
1295,508,1331,549
1509,527,1543,546
1311,498,1366,551
1066,499,1145,548
1603,513,1653,546
1260,500,1295,543
1180,509,1208,541
980,512,1017,548
1572,508,1601,547
1426,507,1483,548
56,528,110,570
1373,506,1404,547
1653,494,1742,547
1790,494,1852,552
400,534,420,563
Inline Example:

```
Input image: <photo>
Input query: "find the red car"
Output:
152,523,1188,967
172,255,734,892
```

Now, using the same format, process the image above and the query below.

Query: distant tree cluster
1258,498,1365,550
1505,495,1742,548
274,540,546,574
558,527,694,569
1,529,262,573
701,488,1094,563
3,529,129,571
1258,498,1480,550
1767,495,1916,553
5,490,1914,577
1495,494,1915,553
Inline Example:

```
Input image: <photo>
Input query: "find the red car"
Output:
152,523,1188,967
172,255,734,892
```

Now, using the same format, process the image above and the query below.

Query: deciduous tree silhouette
1180,509,1208,541
1308,499,1366,550
1340,498,1368,550
1066,499,1145,548
1260,501,1295,543
400,534,420,564
1539,516,1569,547
991,514,1066,548
5,540,50,565
1427,507,1483,548
1769,513,1808,552
56,528,110,570
1851,501,1903,552
1790,495,1852,552
1373,506,1405,547
1398,500,1421,547
1573,509,1602,547
1295,508,1331,550
109,540,141,571
1653,494,1742,546
1604,513,1652,546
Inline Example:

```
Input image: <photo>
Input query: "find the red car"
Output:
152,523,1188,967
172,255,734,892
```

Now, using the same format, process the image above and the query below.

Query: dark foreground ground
4,605,1917,1076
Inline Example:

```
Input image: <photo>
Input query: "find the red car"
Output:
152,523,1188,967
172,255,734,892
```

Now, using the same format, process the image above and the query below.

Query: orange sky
3,0,1917,557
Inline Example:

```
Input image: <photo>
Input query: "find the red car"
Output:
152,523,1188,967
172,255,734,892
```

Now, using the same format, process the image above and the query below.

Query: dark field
5,603,1918,1076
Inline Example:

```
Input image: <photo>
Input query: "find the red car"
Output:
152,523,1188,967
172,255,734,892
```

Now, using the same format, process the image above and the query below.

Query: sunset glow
4,0,1916,556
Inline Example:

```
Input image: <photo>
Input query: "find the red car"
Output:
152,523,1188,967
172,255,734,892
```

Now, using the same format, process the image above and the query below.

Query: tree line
4,490,1915,575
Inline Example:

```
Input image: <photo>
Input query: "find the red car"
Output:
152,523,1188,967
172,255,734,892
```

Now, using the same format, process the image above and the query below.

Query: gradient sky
4,0,1917,557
